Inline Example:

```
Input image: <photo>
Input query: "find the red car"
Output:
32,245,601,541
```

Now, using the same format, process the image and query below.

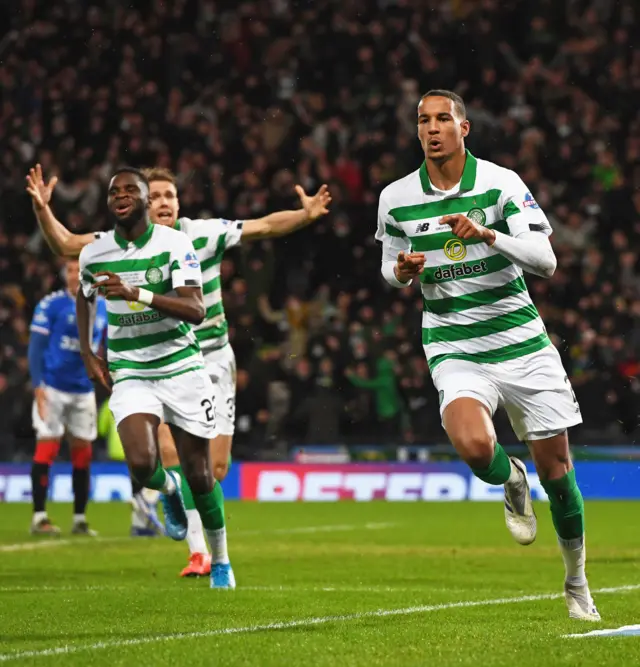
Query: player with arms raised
376,90,598,621
76,167,230,587
26,164,331,580
28,258,107,535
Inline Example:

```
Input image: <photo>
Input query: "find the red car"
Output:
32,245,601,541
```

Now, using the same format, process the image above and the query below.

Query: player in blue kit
28,258,107,535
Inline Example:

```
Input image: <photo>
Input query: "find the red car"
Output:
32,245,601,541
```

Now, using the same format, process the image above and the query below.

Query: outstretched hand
295,184,332,221
26,164,58,211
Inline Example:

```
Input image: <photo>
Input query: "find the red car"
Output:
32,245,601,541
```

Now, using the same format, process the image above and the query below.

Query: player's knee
70,444,92,469
529,432,570,480
128,451,157,486
213,459,229,482
185,470,213,496
33,440,61,466
454,433,495,469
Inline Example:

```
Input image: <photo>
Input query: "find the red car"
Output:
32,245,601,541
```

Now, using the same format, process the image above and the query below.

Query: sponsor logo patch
467,208,486,225
145,267,163,284
434,261,488,281
443,238,467,261
184,252,200,269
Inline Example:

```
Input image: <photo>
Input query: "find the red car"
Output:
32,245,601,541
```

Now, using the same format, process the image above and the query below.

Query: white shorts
109,369,218,440
432,344,583,442
32,385,97,441
204,345,236,437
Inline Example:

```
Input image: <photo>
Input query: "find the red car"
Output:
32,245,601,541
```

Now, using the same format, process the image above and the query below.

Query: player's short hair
111,166,150,187
420,89,466,119
143,167,177,186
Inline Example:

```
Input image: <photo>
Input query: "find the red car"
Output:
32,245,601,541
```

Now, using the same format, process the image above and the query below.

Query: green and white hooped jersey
79,224,205,383
376,151,553,372
174,217,243,353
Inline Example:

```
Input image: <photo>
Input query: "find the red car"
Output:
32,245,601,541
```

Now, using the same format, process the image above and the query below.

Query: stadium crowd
0,0,639,459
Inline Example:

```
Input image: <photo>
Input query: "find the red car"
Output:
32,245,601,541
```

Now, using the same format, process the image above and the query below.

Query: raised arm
26,164,96,257
241,184,331,241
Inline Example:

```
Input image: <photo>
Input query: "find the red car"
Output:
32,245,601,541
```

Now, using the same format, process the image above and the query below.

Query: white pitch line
0,585,133,593
0,537,129,553
1,584,639,663
236,522,396,536
0,583,441,594
0,523,396,553
564,624,640,638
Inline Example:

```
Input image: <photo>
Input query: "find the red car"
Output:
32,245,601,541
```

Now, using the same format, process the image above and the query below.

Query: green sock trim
540,469,584,540
145,461,168,491
470,442,511,485
193,481,225,531
167,465,196,510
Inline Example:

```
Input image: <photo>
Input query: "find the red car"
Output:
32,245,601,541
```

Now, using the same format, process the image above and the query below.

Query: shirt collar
419,149,478,194
114,222,154,250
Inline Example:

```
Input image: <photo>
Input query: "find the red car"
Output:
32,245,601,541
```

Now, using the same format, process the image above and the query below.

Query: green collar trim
420,149,478,193
114,222,154,250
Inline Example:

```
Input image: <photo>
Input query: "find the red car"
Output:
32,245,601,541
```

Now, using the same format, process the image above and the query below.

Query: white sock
33,511,47,524
131,506,148,529
73,514,86,524
186,509,209,555
559,535,587,586
205,527,229,564
160,470,177,495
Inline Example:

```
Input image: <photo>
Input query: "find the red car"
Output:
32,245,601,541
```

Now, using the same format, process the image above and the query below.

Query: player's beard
108,199,147,230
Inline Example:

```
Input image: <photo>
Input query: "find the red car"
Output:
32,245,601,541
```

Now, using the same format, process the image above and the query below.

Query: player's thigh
500,346,582,443
110,380,164,463
433,360,500,465
32,385,66,440
158,423,179,467
159,369,218,441
65,391,98,442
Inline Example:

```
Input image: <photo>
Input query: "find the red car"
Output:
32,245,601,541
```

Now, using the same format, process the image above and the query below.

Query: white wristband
137,288,154,306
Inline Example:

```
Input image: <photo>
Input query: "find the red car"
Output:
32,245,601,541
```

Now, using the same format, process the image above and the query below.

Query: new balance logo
416,222,430,233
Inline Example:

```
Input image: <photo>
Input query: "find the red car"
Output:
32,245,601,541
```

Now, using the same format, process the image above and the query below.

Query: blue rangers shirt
28,289,107,393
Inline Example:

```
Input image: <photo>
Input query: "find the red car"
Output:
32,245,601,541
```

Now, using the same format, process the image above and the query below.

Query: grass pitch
1,501,640,666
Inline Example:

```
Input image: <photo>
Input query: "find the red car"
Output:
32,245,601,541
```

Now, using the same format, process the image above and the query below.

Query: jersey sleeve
202,218,243,251
220,219,243,250
170,232,203,288
30,297,53,336
79,246,98,298
375,190,411,263
499,171,552,237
